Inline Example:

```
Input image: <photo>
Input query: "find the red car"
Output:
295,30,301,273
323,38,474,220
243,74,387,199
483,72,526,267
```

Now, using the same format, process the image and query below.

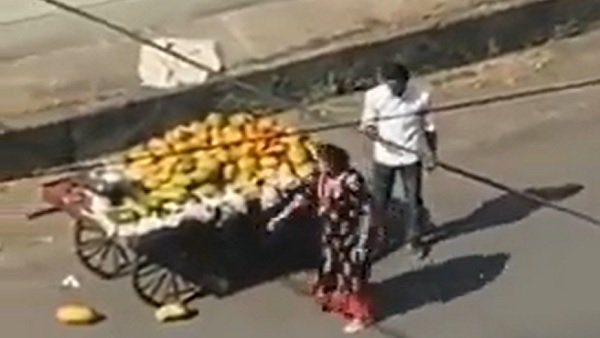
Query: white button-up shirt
361,81,434,167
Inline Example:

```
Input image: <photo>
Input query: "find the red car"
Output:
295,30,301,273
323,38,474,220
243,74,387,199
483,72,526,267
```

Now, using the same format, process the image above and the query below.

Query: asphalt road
1,78,600,338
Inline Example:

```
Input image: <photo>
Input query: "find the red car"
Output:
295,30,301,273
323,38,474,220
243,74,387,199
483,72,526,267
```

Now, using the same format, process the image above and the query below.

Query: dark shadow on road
369,198,431,262
423,183,584,246
131,183,581,305
375,253,509,323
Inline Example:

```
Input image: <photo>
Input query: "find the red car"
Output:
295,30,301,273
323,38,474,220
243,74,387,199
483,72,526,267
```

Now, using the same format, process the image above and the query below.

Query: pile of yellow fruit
119,112,317,217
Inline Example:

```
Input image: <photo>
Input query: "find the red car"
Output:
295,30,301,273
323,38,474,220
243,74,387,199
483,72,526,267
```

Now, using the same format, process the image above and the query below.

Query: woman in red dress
268,143,375,334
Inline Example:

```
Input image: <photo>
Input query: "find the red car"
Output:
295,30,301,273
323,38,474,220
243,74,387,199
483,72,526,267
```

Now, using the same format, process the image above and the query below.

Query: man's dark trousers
371,161,427,245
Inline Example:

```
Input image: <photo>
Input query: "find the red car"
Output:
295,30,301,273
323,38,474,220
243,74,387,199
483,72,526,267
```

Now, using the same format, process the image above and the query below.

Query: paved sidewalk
0,0,521,116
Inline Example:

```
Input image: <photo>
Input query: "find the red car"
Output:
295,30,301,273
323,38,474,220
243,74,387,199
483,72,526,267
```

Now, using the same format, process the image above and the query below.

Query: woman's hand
369,225,387,258
266,218,279,232
351,245,368,263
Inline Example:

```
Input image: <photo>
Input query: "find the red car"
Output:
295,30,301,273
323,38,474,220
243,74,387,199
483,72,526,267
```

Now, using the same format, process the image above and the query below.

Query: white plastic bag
138,38,222,89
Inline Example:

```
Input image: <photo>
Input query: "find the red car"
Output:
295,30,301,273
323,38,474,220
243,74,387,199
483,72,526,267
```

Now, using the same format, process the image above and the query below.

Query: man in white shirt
360,62,437,255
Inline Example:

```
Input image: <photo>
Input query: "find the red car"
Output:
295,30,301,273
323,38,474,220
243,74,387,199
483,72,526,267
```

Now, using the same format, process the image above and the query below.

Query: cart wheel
132,254,202,307
73,218,132,279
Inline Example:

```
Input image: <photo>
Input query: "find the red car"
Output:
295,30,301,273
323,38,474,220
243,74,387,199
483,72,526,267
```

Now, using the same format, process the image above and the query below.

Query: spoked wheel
73,218,133,279
132,253,203,307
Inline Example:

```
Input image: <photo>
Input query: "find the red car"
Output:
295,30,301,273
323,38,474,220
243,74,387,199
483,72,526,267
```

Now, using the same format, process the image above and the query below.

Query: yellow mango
238,156,258,174
129,156,155,168
239,142,255,156
172,141,193,153
151,187,187,202
295,162,315,178
168,174,192,188
156,157,178,175
234,170,254,186
222,125,244,144
259,156,279,169
150,146,172,158
126,146,151,161
190,167,213,184
174,157,196,173
258,168,277,181
287,145,309,165
265,142,286,155
228,113,253,127
256,117,276,131
155,303,194,323
209,128,223,147
240,184,260,199
185,121,204,133
192,150,208,160
304,140,319,158
223,163,237,182
142,177,163,190
198,156,220,172
228,145,243,159
213,148,230,163
205,113,224,128
193,184,219,198
254,139,269,155
243,124,260,140
154,168,172,183
147,138,168,150
278,162,294,178
56,304,102,325
124,167,145,181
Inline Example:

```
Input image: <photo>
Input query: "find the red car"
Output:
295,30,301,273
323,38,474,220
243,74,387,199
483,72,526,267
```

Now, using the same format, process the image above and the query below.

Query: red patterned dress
271,168,374,323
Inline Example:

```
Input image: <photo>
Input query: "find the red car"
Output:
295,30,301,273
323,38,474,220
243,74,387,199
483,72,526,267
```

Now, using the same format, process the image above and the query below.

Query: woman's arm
266,173,317,231
344,172,372,246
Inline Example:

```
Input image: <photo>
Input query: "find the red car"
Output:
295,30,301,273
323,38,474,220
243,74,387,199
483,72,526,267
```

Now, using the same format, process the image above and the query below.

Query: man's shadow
372,182,583,262
424,183,584,246
375,253,509,323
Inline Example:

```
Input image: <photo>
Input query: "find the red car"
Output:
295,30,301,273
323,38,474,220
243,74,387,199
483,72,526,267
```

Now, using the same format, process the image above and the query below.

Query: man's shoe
405,240,432,260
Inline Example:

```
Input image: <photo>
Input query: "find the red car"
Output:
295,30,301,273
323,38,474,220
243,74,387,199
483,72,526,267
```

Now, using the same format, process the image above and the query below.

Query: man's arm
359,91,378,138
414,87,437,169
423,111,437,154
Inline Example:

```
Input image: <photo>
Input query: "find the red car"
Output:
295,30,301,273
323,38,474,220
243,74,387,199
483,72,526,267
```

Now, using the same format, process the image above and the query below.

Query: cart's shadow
135,182,581,304
374,252,509,323
222,212,323,294
134,210,323,301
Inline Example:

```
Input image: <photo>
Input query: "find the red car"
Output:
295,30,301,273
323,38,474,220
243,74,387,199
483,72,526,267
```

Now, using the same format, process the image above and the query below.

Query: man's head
378,61,410,95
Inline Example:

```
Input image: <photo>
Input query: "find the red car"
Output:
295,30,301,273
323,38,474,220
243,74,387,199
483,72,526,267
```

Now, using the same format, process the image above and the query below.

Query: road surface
1,74,600,338
3,25,600,338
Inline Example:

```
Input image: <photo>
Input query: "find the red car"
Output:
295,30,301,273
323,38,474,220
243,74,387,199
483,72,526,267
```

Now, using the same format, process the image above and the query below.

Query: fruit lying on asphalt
56,303,103,325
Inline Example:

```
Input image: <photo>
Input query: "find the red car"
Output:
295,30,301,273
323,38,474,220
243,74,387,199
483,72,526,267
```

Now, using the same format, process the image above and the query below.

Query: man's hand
423,152,438,172
359,124,378,139
424,130,438,172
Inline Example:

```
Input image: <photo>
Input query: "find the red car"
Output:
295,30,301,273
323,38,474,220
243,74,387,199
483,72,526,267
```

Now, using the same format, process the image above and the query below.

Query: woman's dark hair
317,143,350,173
380,61,410,82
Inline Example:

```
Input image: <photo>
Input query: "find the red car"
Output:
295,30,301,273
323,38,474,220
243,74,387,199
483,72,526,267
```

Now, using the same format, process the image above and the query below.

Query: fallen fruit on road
155,303,196,323
56,303,103,325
